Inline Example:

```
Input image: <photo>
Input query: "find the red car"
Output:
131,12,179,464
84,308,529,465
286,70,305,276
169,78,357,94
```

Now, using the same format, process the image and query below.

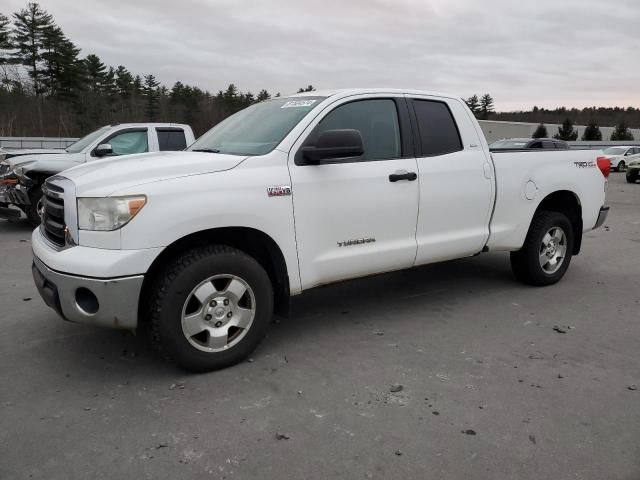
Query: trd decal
337,237,376,247
573,161,596,168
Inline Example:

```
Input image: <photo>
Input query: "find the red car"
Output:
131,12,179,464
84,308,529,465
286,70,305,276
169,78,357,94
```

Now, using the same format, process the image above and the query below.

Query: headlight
77,195,146,231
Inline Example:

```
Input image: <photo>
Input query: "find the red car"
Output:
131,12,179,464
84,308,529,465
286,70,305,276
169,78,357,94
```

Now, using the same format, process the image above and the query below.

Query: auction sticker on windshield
281,100,317,108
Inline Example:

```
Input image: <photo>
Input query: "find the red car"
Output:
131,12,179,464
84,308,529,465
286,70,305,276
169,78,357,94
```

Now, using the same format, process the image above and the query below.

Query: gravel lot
1,173,638,480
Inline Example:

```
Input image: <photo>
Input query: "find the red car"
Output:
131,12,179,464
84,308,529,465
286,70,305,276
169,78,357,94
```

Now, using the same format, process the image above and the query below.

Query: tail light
597,157,611,178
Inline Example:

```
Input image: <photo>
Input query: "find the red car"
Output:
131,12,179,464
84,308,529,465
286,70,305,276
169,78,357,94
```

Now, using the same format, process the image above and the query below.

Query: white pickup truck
0,123,195,225
30,89,610,371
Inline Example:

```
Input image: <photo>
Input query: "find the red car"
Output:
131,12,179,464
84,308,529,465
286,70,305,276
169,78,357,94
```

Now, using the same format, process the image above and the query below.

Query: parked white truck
0,123,195,225
30,89,610,371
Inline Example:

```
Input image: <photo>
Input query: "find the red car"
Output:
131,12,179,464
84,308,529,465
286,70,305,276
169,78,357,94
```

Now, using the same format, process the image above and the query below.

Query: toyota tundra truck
30,89,610,371
0,123,195,226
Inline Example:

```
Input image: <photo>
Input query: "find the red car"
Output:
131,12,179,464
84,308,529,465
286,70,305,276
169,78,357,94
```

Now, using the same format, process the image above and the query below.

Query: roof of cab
289,88,461,101
107,123,191,128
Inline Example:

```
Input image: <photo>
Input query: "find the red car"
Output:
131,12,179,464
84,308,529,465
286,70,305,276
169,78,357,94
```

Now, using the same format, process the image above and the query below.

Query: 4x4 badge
267,186,292,197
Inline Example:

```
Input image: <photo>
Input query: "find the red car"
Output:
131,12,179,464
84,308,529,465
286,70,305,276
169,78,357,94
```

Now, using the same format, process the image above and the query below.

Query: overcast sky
4,0,640,111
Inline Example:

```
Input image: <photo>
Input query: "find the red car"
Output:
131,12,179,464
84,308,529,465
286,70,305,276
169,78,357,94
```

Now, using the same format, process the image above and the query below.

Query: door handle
389,170,417,182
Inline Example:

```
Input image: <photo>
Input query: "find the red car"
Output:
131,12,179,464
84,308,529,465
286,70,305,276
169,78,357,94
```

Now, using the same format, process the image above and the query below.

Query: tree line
530,118,634,141
0,2,637,140
0,2,317,137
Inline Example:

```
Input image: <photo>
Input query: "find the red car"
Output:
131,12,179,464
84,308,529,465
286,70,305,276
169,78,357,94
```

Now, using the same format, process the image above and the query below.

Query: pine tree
582,120,602,141
40,25,82,98
0,13,11,61
143,74,160,121
256,89,270,102
114,66,133,97
553,118,578,141
297,85,315,93
610,121,634,141
84,54,107,93
0,13,14,88
466,94,480,116
132,75,143,96
479,94,495,120
11,2,55,95
532,123,548,138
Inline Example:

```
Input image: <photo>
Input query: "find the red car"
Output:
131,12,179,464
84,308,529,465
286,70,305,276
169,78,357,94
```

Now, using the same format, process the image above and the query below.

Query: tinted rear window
157,129,187,151
411,100,462,156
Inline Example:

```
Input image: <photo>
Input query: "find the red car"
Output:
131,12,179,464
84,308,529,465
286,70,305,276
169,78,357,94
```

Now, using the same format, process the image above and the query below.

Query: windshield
490,140,529,149
187,97,326,156
65,126,111,153
603,147,627,155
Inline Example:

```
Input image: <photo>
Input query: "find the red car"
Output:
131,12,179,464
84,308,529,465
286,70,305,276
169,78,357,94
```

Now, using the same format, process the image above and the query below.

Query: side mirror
95,143,113,157
301,129,364,164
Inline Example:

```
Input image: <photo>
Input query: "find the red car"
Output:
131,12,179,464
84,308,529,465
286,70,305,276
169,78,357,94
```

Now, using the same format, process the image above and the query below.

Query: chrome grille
41,180,66,247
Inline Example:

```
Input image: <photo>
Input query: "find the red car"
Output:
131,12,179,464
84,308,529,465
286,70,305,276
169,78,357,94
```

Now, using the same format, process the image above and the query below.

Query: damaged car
0,123,195,225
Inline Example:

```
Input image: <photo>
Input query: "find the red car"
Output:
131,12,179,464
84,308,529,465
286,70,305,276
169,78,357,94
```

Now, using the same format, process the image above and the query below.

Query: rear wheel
510,211,574,286
147,245,274,372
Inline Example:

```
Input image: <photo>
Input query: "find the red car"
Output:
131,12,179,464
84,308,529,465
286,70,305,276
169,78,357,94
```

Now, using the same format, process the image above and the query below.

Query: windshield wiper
192,148,221,153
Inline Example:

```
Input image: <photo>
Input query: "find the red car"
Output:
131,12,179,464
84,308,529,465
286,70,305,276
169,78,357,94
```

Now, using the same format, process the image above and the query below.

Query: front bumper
594,206,609,230
32,255,144,329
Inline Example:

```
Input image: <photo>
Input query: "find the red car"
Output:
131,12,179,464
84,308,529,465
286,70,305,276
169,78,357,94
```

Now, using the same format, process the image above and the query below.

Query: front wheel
510,211,574,286
617,160,626,172
146,245,274,372
25,185,43,227
627,172,638,183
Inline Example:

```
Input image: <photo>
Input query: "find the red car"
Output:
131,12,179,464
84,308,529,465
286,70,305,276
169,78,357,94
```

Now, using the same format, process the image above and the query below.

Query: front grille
41,181,66,247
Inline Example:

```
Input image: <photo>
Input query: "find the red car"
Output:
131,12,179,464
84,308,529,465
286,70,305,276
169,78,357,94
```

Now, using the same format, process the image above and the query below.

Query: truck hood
6,152,86,173
3,148,66,158
61,151,248,196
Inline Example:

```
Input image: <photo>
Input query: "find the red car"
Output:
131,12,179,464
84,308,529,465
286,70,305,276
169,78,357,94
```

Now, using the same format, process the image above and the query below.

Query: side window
107,130,148,155
157,129,187,151
542,140,555,149
411,100,462,156
306,99,401,161
529,141,543,149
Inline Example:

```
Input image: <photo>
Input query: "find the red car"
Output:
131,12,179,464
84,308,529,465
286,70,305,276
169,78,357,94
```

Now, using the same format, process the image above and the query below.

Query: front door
288,96,420,290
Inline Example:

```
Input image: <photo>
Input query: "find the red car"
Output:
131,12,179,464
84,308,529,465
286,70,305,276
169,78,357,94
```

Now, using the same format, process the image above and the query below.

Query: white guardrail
0,137,79,149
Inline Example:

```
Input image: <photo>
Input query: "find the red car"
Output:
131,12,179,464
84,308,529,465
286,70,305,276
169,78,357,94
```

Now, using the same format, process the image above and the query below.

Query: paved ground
0,174,638,480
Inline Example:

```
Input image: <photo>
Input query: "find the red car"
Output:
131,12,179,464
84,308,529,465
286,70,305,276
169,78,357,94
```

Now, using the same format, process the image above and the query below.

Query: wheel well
535,191,583,255
139,227,290,322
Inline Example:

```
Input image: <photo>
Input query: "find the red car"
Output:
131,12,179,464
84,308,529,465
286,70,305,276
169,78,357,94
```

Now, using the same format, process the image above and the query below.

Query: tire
510,211,574,286
617,160,626,172
26,185,43,227
627,172,638,183
146,245,274,372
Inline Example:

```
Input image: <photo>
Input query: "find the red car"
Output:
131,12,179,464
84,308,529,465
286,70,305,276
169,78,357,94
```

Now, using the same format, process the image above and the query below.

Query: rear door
409,95,494,264
288,95,420,289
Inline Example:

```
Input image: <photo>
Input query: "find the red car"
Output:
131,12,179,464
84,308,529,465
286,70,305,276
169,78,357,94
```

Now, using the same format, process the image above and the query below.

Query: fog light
75,287,99,315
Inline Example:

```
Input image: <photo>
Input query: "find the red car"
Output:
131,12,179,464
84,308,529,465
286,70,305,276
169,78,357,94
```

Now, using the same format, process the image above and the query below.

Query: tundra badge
267,186,292,197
